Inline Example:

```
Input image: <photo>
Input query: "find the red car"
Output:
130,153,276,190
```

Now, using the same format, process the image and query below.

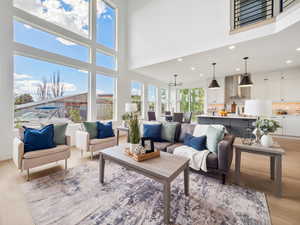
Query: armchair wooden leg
27,169,30,181
65,159,68,170
91,151,94,160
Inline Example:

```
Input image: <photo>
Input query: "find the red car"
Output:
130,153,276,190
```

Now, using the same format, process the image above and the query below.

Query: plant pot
260,134,273,147
129,143,139,154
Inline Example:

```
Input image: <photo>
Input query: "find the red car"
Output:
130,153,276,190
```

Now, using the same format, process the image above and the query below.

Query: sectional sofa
149,123,235,184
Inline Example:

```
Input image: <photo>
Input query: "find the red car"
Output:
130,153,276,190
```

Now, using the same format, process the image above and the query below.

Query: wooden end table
99,145,190,225
234,139,285,197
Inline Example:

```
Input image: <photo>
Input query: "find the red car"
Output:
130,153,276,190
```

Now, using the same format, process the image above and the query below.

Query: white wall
0,0,14,160
128,0,300,69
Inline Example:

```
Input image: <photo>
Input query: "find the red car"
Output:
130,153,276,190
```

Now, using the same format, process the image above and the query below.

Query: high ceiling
134,21,300,85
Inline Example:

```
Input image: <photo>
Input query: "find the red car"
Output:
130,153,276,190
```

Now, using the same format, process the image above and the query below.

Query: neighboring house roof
15,92,113,110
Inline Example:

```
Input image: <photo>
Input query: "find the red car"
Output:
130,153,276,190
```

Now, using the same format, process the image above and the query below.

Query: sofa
147,123,235,184
13,135,71,181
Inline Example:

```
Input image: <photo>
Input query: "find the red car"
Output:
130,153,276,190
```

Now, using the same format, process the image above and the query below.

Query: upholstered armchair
75,130,117,159
13,136,71,181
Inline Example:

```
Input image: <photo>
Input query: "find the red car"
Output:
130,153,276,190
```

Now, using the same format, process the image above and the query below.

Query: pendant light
168,74,183,87
208,62,220,89
239,57,253,87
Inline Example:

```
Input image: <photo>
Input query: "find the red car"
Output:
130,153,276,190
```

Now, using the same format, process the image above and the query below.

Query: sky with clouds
13,0,116,101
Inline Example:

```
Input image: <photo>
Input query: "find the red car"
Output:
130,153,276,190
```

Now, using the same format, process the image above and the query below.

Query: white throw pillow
193,124,225,137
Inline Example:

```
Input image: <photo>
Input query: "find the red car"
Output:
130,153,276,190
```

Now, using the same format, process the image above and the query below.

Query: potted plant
255,118,280,147
128,114,140,153
121,112,130,127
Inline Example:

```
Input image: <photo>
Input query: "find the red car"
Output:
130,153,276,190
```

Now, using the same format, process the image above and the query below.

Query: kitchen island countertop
196,115,256,120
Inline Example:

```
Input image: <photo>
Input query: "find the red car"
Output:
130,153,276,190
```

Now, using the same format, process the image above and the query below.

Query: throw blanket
174,146,210,172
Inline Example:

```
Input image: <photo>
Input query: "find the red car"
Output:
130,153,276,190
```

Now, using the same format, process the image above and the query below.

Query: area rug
21,161,271,225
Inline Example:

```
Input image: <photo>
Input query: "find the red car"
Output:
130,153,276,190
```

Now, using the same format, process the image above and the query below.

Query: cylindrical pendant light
208,62,220,89
239,57,253,87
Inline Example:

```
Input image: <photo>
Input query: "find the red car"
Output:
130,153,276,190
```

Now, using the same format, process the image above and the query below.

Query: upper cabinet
251,73,281,101
251,69,300,102
280,74,300,102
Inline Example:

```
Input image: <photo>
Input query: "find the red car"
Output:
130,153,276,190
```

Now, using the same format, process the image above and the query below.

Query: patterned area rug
21,161,271,225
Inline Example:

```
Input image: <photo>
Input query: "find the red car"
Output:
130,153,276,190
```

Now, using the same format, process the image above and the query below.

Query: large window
97,0,116,49
160,88,168,114
148,85,157,112
13,0,118,125
131,81,143,116
14,55,88,127
96,74,115,121
14,20,90,62
14,0,90,37
179,88,205,121
96,52,116,70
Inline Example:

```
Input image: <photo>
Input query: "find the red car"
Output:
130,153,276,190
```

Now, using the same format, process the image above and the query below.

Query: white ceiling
133,21,300,85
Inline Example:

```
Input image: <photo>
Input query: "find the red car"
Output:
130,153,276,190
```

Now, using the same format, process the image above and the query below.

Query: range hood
225,75,251,101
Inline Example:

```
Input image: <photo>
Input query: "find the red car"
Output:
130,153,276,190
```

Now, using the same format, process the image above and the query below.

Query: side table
234,139,285,197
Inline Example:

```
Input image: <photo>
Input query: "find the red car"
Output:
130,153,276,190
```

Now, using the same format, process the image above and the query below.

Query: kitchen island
196,115,256,138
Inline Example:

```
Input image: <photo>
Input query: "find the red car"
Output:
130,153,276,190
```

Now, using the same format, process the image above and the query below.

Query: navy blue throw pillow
184,133,206,151
23,124,56,153
97,121,115,139
143,124,162,141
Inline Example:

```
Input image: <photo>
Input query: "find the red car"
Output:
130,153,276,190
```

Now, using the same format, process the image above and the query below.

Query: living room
0,0,300,225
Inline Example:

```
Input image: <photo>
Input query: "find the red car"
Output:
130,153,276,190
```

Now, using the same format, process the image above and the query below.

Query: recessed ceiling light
191,67,196,71
199,73,204,77
286,60,293,64
236,68,241,72
177,58,183,62
228,45,236,50
296,48,300,51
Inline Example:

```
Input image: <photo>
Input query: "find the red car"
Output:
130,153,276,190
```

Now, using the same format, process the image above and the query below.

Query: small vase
260,134,273,147
129,143,138,154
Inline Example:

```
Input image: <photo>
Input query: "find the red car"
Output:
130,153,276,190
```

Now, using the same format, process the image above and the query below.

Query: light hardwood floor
0,137,299,225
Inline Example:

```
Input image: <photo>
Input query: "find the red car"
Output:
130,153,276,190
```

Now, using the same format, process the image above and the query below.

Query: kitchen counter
196,115,256,120
197,115,256,138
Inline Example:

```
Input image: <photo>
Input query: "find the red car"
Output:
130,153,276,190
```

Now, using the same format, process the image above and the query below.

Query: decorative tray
124,148,160,162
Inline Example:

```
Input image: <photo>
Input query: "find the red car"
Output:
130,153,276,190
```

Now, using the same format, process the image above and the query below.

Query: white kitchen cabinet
270,116,284,135
270,116,300,137
251,74,281,101
281,75,300,102
284,116,300,136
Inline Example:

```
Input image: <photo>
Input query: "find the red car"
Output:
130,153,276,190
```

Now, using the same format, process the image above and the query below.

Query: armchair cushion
97,121,115,139
89,136,116,145
23,145,69,159
23,124,55,152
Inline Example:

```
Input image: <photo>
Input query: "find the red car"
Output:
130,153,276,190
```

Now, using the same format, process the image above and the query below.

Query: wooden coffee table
99,145,190,225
